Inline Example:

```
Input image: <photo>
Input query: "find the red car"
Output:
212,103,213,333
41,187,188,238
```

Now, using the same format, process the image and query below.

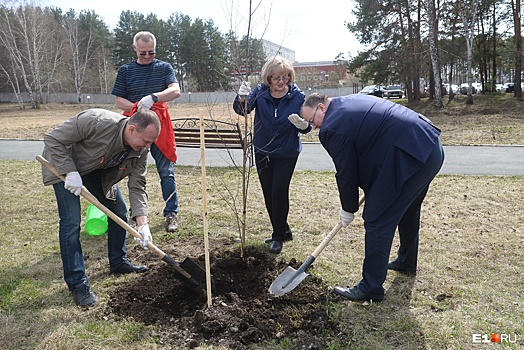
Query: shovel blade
179,257,211,292
164,254,207,292
268,266,309,296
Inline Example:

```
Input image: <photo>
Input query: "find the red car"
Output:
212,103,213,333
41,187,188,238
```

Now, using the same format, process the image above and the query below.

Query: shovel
269,195,365,296
36,155,207,292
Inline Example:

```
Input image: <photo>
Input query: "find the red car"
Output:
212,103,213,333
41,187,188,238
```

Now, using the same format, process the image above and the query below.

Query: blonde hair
260,56,295,85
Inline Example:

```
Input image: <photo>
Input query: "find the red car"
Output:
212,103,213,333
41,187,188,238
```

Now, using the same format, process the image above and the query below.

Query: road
1,139,523,176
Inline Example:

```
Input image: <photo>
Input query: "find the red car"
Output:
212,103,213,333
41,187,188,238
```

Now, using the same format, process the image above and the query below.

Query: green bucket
85,204,108,236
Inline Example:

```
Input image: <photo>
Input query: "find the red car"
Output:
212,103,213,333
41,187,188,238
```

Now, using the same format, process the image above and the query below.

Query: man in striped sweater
112,31,181,232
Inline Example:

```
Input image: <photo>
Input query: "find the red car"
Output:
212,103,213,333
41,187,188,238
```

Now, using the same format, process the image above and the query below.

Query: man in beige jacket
42,108,160,307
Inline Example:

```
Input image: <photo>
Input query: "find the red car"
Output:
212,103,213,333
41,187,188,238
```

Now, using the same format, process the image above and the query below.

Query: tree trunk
512,0,522,98
396,0,412,101
491,1,497,92
448,2,459,103
428,0,442,107
459,0,478,105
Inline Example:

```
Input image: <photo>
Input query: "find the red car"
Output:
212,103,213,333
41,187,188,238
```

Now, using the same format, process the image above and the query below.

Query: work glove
64,171,82,196
237,81,251,97
288,113,309,130
339,208,355,227
136,224,152,250
138,95,155,110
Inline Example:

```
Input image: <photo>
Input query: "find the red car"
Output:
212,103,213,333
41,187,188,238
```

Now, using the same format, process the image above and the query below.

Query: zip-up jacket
41,108,150,217
233,82,310,158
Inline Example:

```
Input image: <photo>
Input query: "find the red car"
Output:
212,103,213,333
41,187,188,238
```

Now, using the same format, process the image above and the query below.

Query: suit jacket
319,95,441,222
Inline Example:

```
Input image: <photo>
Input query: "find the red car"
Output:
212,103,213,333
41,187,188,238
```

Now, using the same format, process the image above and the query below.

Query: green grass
1,95,524,348
1,160,523,349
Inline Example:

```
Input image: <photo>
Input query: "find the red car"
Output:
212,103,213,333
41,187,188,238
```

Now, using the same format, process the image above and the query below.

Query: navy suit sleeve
321,129,360,214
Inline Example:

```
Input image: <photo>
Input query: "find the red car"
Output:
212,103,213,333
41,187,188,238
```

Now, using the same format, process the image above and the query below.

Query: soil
105,236,346,349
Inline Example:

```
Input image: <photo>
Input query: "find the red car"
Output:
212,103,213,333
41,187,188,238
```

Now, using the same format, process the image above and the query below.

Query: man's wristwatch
150,94,158,102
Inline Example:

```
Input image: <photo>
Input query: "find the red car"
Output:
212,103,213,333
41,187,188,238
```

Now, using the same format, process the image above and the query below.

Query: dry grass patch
1,94,524,145
1,160,523,348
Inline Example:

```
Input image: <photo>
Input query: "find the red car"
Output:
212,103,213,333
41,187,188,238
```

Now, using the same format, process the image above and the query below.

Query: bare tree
427,0,443,107
511,0,522,98
61,10,98,103
0,0,47,108
459,0,479,104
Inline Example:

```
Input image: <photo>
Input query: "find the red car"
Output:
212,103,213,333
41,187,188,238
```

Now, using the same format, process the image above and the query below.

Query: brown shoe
166,212,178,232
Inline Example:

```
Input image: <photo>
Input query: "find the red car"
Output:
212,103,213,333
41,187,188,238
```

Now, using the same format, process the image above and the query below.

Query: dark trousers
357,139,445,299
255,153,298,241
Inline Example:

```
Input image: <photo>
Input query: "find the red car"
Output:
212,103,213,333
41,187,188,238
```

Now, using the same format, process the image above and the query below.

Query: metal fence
0,87,358,106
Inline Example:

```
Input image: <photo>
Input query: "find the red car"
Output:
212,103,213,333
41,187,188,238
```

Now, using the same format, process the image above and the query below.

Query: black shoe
72,281,98,307
110,258,148,274
264,235,293,244
387,260,417,276
269,240,283,254
333,286,383,302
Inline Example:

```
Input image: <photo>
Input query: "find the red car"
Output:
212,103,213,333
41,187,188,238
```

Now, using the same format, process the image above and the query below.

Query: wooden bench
172,118,244,149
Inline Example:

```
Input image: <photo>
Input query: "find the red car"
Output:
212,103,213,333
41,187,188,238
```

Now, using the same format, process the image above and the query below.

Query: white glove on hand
237,81,251,96
288,113,309,130
64,171,82,196
136,224,152,250
339,208,355,227
138,95,155,110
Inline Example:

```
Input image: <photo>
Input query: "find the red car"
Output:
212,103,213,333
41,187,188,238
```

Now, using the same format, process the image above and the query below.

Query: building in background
294,61,350,88
240,39,353,90
261,39,295,62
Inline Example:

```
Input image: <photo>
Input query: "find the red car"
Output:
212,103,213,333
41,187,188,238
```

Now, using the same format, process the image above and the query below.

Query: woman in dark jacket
233,56,311,253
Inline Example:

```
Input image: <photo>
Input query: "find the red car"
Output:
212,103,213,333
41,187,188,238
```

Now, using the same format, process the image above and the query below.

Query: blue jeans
357,139,445,300
53,170,128,290
150,143,178,216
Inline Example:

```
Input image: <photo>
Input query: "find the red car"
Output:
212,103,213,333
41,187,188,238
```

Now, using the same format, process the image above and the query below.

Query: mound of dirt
105,237,349,349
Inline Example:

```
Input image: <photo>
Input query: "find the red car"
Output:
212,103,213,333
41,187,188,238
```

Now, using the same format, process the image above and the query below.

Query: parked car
472,82,482,93
503,83,515,93
460,83,477,95
383,85,403,99
443,83,459,94
358,85,385,97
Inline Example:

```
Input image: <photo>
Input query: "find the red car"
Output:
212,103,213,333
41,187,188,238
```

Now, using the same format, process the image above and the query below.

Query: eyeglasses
270,75,290,83
138,51,156,56
309,104,319,124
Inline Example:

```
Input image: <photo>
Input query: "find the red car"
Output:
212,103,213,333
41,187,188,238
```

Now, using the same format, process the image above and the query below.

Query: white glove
340,208,355,227
136,224,152,249
64,171,82,196
288,113,309,130
138,95,155,110
237,81,251,96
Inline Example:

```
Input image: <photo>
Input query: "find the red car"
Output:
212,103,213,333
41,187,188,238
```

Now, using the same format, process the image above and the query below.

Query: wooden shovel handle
36,155,168,260
310,194,365,259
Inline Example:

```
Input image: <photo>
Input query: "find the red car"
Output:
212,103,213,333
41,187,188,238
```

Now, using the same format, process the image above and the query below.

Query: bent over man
42,109,160,307
300,93,444,302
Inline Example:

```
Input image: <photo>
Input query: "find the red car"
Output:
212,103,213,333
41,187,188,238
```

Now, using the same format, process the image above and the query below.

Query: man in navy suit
298,93,444,302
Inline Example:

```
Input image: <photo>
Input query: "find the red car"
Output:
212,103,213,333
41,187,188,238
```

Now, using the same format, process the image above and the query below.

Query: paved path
1,139,523,175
